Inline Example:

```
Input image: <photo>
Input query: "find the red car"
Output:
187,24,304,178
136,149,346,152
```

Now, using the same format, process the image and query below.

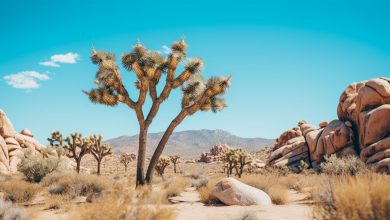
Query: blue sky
1,0,390,144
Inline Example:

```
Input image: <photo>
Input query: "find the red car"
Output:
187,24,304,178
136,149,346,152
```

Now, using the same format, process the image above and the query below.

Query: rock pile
198,144,230,163
0,109,57,174
338,77,390,172
267,77,390,173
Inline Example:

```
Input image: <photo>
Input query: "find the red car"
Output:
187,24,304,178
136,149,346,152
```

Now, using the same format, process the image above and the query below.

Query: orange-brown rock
338,77,390,172
0,109,57,174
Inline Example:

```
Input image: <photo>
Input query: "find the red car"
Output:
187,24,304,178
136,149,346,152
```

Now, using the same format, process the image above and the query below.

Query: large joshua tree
84,38,231,185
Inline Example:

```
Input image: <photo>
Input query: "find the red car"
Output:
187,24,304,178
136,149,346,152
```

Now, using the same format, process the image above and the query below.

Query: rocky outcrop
267,77,390,173
198,144,230,163
0,109,57,174
211,177,272,206
338,77,390,172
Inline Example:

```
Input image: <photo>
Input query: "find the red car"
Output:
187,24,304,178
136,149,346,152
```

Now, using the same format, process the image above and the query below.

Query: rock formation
211,177,272,206
0,109,57,174
198,144,230,163
267,77,390,173
338,77,390,172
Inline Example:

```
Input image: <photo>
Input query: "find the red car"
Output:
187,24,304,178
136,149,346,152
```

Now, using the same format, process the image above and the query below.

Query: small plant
17,157,59,182
0,198,28,220
0,180,41,203
90,134,112,175
63,132,93,173
168,155,180,173
120,153,136,172
320,155,367,175
42,171,109,199
155,157,170,177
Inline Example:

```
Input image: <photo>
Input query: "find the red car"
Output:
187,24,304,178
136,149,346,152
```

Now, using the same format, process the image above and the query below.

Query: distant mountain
105,129,274,158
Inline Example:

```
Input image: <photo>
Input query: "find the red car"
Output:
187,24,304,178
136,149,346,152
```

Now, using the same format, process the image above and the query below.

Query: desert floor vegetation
0,178,41,203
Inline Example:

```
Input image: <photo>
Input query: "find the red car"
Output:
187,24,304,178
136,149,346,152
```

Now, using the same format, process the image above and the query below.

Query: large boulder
0,109,58,174
211,178,271,206
267,122,310,171
338,77,390,172
299,120,357,168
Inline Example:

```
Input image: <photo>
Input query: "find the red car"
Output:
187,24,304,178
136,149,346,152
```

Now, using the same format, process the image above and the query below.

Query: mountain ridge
105,129,274,158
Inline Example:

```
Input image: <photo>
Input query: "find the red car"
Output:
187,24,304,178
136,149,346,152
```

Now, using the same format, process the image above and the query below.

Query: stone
0,110,15,138
319,121,328,128
20,129,33,137
211,178,272,206
338,77,390,172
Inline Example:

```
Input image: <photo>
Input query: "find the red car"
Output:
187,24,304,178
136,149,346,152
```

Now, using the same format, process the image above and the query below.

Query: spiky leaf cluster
63,132,93,160
47,131,63,147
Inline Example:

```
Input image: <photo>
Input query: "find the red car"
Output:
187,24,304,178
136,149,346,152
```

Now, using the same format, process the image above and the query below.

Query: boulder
338,77,390,172
0,110,15,138
211,178,271,206
20,129,33,137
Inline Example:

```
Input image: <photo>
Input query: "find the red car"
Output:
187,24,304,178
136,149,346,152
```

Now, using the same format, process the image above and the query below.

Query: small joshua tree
47,131,65,157
63,133,93,173
84,38,231,185
90,134,112,175
155,157,170,177
224,148,251,178
120,153,135,172
169,155,180,173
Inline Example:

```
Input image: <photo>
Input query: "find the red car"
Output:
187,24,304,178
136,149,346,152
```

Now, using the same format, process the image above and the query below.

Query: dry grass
241,174,289,205
163,176,191,198
77,185,175,220
0,198,28,220
0,179,41,203
312,173,390,220
41,171,109,199
18,157,60,183
198,177,220,205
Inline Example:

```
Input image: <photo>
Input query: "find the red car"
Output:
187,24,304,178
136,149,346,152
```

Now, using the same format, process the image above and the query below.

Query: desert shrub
155,157,170,177
42,171,109,199
0,180,41,203
257,165,292,176
17,157,60,182
163,176,191,198
198,178,220,205
312,173,390,220
320,155,367,175
0,198,28,220
192,176,209,188
77,186,175,220
267,185,288,204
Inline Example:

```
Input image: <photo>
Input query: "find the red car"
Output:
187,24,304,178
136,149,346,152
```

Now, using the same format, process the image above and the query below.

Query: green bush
320,155,367,175
18,157,60,182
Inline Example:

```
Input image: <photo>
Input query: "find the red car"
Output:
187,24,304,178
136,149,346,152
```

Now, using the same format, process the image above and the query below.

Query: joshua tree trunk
173,164,177,173
76,159,81,173
136,125,147,186
97,160,101,175
145,111,187,183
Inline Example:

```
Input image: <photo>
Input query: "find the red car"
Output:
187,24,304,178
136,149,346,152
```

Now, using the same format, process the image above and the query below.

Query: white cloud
3,71,50,89
39,52,79,67
162,45,171,55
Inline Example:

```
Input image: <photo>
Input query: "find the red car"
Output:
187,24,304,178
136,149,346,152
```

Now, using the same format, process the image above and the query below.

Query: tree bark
76,159,81,173
173,163,177,173
145,111,187,183
136,126,147,186
97,160,101,175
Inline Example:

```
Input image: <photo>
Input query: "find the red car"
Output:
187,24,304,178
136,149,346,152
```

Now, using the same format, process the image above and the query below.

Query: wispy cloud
162,45,171,55
39,52,79,67
3,71,50,89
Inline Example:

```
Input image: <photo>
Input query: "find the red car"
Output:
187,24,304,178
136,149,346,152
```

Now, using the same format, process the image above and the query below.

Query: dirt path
171,188,312,220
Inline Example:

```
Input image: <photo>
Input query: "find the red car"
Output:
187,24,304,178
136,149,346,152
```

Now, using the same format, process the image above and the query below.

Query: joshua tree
63,133,93,173
155,157,170,177
47,131,65,157
120,153,135,172
169,155,181,173
84,38,231,185
90,134,112,175
224,148,251,178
